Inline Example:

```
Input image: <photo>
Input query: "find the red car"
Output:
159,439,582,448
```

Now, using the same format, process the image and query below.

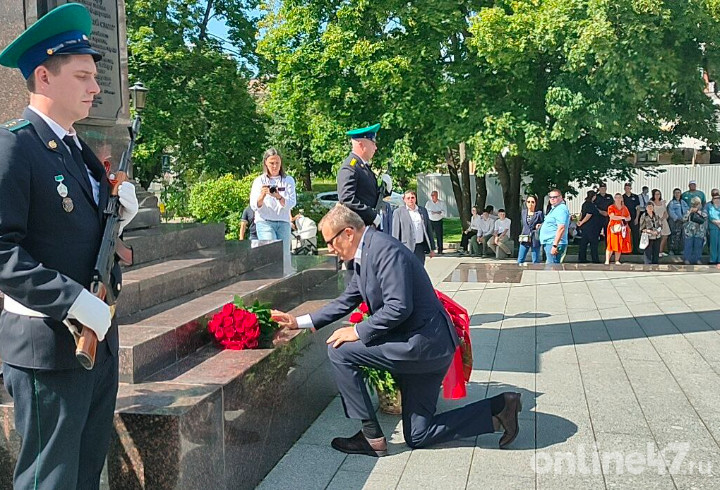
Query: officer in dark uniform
0,4,138,488
337,123,392,228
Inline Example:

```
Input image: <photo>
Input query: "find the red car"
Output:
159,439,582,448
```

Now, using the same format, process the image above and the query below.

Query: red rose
222,303,235,316
358,302,369,314
240,311,258,331
349,312,364,324
208,315,221,334
222,340,244,350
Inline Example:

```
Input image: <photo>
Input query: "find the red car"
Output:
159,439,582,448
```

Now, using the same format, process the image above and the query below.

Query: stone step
116,240,282,319
110,293,343,490
118,267,339,384
0,267,345,490
122,222,225,266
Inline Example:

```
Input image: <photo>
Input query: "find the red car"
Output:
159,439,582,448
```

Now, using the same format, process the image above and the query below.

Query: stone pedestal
125,187,161,230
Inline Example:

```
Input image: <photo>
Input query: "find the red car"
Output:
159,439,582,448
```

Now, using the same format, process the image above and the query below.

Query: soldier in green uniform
337,123,392,228
0,4,138,488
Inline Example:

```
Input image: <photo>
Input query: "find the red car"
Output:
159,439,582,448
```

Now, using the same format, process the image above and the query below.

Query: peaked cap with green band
0,3,100,79
346,123,381,140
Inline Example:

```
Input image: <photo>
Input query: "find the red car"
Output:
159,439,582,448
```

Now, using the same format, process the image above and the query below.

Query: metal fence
417,164,720,218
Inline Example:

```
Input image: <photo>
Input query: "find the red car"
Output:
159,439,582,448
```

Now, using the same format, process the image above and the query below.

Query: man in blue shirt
539,189,570,264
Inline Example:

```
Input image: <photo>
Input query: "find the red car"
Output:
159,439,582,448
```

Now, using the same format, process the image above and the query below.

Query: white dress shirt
297,226,370,330
477,216,495,236
425,199,447,222
407,206,425,244
494,218,511,235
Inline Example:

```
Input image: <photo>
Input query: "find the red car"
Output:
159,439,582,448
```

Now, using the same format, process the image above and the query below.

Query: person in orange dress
606,193,632,264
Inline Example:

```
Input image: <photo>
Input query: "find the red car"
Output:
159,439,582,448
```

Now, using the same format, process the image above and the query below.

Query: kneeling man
272,204,521,457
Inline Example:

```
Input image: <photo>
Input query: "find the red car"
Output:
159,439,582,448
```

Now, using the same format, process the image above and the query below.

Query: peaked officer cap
346,123,381,141
0,3,101,79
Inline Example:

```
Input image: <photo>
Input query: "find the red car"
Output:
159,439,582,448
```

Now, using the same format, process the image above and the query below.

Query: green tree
126,0,267,189
468,0,720,233
257,0,471,198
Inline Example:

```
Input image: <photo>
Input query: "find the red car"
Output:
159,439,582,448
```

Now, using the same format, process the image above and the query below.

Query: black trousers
327,340,494,449
430,220,443,253
459,230,475,252
644,238,661,264
413,243,427,265
629,221,640,253
3,354,118,490
578,230,600,263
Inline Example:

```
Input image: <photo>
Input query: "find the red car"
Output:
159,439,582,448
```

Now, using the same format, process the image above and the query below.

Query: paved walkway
258,257,720,489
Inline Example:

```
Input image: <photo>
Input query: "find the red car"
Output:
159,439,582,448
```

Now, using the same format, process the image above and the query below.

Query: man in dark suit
0,4,138,488
272,204,521,457
392,190,435,265
337,123,392,228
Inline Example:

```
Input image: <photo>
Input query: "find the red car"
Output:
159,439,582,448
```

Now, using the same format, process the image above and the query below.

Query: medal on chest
55,175,73,212
55,174,68,198
62,197,74,213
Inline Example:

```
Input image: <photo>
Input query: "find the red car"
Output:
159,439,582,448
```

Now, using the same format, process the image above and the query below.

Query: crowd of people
455,180,720,267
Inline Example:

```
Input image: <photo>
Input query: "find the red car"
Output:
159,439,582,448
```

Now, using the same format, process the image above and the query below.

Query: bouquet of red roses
207,296,279,350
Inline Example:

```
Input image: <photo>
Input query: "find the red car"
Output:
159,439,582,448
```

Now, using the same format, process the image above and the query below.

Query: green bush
162,181,191,220
188,173,259,239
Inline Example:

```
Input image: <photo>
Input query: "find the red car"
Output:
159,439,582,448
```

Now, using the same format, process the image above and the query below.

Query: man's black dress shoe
331,431,388,457
496,392,522,449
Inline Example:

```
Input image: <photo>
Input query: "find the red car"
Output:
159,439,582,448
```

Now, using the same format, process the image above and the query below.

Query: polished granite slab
105,270,345,489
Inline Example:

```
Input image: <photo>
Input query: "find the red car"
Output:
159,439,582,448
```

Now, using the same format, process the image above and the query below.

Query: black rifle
69,116,138,369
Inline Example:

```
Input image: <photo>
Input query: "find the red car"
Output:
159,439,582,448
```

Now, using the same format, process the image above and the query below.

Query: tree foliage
257,0,720,236
257,0,478,192
126,0,266,189
467,0,720,230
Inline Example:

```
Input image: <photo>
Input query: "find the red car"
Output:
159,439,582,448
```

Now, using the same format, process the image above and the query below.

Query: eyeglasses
548,195,561,199
325,228,347,248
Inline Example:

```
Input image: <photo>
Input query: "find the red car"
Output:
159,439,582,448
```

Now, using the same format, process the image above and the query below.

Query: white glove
67,289,112,341
381,173,393,193
118,181,139,233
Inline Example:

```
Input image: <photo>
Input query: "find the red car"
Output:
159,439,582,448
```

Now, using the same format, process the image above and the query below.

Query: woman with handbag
517,195,544,264
649,189,671,257
667,188,688,255
605,193,632,265
683,197,707,265
639,201,662,264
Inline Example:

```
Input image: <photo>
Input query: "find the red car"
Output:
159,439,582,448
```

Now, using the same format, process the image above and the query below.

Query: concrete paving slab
260,258,720,489
256,443,347,490
326,470,402,490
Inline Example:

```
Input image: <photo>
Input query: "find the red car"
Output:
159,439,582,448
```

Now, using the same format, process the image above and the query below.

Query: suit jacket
310,228,458,362
392,205,435,253
0,108,120,370
337,152,380,226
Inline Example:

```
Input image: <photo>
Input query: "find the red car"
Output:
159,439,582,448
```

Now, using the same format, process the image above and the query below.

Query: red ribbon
436,290,473,399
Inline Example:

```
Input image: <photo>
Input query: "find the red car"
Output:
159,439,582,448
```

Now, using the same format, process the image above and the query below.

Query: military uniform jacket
0,108,120,370
337,152,380,226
